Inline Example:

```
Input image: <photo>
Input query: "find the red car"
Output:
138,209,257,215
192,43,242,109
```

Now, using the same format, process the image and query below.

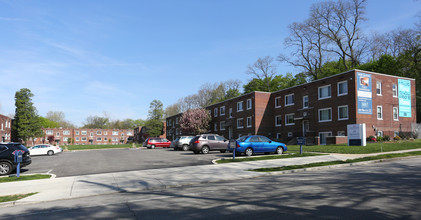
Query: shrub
393,136,401,141
367,136,376,142
383,135,390,142
376,136,383,142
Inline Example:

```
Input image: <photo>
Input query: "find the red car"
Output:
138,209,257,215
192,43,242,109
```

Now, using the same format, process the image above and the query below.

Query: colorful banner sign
357,72,372,114
398,79,411,117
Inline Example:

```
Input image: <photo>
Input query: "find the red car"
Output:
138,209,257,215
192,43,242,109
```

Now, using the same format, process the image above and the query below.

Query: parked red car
143,137,171,149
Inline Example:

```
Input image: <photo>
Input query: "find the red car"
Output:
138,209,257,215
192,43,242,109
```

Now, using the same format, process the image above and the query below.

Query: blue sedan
228,135,287,156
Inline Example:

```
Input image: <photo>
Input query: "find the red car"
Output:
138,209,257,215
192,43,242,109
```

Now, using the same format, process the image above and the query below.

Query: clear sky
0,0,419,127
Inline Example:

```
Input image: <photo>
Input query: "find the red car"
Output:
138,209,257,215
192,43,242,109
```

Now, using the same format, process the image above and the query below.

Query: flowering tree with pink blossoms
179,108,211,135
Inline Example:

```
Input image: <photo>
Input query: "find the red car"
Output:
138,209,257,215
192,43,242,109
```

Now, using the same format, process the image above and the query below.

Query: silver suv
189,134,228,154
172,136,195,151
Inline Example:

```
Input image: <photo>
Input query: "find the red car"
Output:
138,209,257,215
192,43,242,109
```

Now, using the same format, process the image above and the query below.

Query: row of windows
377,106,400,121
275,106,349,126
213,99,252,117
45,130,132,136
60,137,122,142
0,121,11,130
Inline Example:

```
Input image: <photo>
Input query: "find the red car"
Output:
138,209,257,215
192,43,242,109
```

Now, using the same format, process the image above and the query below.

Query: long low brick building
166,69,417,145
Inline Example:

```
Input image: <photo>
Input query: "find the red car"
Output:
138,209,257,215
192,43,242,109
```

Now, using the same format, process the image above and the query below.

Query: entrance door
319,132,332,145
302,120,309,137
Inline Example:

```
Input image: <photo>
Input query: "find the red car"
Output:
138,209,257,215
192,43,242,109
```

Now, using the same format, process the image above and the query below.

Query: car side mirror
269,141,272,143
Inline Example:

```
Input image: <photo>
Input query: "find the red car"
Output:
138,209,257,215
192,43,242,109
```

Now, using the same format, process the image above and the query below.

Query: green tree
38,116,60,128
146,100,164,137
12,88,43,144
82,115,110,129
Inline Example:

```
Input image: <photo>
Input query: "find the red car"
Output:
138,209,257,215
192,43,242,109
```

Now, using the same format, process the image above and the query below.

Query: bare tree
278,19,327,80
310,0,368,69
246,56,277,92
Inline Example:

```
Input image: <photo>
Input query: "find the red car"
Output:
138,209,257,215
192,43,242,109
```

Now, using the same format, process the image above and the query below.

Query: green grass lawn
0,193,38,203
287,139,421,154
250,150,421,172
66,143,140,150
216,153,323,164
0,174,51,183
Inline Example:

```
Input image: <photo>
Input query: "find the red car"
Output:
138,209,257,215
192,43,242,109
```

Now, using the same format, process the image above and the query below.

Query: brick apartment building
30,128,134,146
166,70,417,145
133,122,167,144
0,114,12,143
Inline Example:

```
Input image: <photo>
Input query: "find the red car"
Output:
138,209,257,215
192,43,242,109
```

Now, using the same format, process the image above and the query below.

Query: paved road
22,148,232,177
3,157,420,219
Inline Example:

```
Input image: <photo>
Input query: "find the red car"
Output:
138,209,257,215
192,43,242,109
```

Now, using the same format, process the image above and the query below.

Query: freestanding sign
347,124,366,146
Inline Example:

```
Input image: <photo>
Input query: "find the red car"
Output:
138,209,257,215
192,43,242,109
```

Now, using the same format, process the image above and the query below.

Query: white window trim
220,121,226,131
393,107,399,121
237,118,244,129
275,96,281,108
246,99,252,110
246,116,252,128
303,95,309,109
338,105,349,121
377,106,383,120
392,84,398,97
285,94,294,106
337,80,348,96
319,108,332,122
229,108,233,118
318,85,331,100
220,106,225,116
275,115,282,127
214,123,218,131
285,113,295,126
376,81,382,96
276,133,281,139
237,101,243,112
214,108,218,117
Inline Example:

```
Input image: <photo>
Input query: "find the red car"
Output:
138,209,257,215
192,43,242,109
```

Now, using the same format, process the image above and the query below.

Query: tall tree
12,88,43,144
179,108,211,135
45,111,75,128
246,56,277,92
82,115,110,129
310,0,368,69
146,100,164,137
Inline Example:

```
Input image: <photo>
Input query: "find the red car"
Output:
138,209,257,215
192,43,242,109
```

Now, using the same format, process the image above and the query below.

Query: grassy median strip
66,144,138,150
250,151,421,172
0,174,51,183
287,139,421,154
0,193,38,203
216,153,324,164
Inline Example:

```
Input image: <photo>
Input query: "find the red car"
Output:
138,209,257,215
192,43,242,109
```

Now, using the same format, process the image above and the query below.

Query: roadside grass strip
287,139,421,154
216,153,324,164
250,151,421,172
0,193,38,203
67,144,135,150
0,174,51,183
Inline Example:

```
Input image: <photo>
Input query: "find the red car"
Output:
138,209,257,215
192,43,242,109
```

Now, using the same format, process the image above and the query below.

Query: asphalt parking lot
21,147,233,177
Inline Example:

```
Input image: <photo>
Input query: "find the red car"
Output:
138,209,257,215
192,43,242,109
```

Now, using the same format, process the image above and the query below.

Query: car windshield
237,136,249,142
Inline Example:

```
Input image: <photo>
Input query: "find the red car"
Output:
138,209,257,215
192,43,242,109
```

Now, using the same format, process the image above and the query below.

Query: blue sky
0,0,419,127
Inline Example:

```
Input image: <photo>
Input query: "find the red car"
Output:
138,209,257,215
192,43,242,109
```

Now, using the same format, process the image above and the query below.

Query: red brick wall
0,114,12,142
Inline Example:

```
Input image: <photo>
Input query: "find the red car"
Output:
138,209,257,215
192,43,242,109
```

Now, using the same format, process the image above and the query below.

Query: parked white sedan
29,144,63,156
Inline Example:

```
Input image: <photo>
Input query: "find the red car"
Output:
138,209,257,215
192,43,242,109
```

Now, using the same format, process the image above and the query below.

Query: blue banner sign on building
398,79,411,117
357,72,372,114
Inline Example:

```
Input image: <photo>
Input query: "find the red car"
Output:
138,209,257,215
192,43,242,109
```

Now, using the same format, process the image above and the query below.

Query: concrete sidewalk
1,149,420,207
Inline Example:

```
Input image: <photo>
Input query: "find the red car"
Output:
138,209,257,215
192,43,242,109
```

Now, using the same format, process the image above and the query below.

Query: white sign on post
347,124,366,146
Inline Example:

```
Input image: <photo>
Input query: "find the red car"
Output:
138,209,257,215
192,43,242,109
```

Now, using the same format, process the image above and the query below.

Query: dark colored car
0,143,32,175
189,134,228,154
228,135,287,156
143,137,171,149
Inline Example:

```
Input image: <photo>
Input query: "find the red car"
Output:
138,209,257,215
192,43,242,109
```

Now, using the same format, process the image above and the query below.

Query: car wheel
245,148,253,156
151,145,156,149
47,150,54,156
0,161,12,175
182,145,189,151
220,150,226,153
275,147,284,155
201,146,210,154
